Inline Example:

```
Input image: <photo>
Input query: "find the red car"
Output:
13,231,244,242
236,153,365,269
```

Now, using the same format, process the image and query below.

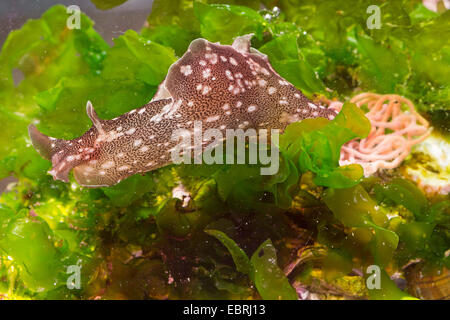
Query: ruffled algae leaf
204,231,297,300
194,2,267,44
205,229,251,274
258,33,327,96
102,30,177,85
0,207,60,291
250,239,297,300
280,102,370,188
324,185,399,267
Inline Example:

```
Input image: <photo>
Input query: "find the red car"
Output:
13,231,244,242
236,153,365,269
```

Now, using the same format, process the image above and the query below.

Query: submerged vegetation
0,1,449,300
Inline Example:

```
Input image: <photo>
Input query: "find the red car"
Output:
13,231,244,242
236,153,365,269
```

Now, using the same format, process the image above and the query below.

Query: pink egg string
327,93,432,176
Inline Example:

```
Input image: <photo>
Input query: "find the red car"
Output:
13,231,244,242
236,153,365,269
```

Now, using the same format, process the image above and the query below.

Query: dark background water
0,0,154,192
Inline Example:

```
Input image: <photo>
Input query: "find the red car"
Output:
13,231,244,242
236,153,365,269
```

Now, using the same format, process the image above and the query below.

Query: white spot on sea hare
225,70,234,81
206,115,220,122
238,121,249,129
202,68,211,79
101,161,115,169
140,146,149,152
268,87,276,95
180,65,192,76
205,53,218,64
133,139,143,147
261,68,270,76
125,128,136,135
248,105,257,112
258,79,267,87
202,85,211,95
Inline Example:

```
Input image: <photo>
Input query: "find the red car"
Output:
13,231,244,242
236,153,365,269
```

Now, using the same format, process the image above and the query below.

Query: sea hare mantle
28,34,337,187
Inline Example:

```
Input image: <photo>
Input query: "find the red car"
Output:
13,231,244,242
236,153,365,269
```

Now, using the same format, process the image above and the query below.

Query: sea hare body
29,35,337,187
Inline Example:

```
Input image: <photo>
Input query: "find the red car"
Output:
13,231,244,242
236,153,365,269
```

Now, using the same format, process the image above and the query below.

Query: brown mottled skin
29,35,337,187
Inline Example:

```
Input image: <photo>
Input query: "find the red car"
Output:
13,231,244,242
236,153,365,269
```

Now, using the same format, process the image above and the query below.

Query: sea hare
29,35,337,187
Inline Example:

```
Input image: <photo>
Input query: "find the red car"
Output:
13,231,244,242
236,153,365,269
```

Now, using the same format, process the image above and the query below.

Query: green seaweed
0,1,448,300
